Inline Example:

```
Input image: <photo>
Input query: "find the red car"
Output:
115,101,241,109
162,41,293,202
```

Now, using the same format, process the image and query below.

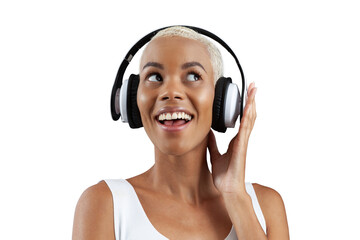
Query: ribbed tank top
104,179,266,240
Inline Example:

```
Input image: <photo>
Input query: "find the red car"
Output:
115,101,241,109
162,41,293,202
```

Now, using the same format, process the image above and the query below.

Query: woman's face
138,36,215,156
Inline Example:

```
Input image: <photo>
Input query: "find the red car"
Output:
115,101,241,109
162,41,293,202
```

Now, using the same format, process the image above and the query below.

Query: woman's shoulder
72,181,115,240
252,183,289,238
252,183,283,202
76,180,113,206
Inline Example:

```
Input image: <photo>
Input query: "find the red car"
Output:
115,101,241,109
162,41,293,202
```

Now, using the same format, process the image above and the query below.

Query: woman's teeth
158,112,192,121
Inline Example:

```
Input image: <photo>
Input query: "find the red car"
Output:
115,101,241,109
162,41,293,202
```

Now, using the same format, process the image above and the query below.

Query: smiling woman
72,26,289,240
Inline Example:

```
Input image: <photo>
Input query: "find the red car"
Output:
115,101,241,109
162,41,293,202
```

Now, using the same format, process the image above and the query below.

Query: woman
73,26,289,240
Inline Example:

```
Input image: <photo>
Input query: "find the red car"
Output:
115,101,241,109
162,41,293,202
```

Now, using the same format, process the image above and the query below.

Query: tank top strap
245,182,267,234
104,179,128,240
104,179,167,240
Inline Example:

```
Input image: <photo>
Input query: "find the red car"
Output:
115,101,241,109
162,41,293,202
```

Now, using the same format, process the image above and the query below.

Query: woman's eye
186,72,201,82
148,73,162,82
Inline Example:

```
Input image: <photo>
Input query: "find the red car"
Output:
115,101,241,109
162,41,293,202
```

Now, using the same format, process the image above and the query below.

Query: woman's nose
159,76,185,101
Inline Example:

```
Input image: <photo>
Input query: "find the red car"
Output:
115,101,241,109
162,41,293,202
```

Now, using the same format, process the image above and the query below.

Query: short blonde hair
150,26,224,84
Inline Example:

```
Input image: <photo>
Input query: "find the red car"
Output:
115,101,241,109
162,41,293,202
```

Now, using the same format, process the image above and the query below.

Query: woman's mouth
156,112,193,132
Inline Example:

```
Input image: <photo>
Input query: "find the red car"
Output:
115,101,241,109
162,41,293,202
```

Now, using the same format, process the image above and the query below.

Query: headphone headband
111,25,246,121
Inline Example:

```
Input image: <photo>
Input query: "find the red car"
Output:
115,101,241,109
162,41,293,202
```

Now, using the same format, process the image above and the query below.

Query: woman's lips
156,119,192,132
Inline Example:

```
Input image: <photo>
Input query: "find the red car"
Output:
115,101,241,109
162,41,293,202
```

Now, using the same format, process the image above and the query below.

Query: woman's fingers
241,82,256,119
239,83,257,137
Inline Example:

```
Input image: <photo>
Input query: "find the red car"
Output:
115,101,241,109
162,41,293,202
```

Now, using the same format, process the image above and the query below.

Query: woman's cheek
195,87,214,125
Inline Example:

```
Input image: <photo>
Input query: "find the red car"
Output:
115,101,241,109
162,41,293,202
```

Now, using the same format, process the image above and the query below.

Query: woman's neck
145,137,221,206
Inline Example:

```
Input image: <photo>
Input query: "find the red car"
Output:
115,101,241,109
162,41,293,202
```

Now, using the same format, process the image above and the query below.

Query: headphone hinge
125,54,133,63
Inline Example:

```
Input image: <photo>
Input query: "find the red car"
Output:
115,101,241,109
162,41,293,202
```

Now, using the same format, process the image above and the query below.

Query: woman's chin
157,142,191,157
154,135,208,157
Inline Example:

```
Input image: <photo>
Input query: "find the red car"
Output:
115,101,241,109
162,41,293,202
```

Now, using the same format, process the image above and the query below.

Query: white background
1,0,359,239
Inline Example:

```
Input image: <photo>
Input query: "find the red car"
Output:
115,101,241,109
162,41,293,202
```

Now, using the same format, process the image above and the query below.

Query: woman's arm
207,83,289,239
223,184,289,240
72,181,115,240
222,190,267,239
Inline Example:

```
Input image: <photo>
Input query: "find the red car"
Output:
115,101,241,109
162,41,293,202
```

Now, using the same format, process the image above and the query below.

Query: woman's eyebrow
181,62,207,73
142,62,164,70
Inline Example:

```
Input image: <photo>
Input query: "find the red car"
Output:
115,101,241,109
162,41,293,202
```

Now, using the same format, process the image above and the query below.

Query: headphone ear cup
212,77,232,133
127,74,143,128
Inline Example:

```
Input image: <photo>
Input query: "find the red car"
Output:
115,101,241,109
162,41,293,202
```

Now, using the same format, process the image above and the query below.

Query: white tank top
104,179,266,240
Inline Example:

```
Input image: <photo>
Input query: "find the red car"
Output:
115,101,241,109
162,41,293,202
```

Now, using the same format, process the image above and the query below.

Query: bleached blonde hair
149,26,224,84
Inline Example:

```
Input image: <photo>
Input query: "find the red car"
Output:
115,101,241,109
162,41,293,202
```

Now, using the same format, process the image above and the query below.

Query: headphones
111,26,247,133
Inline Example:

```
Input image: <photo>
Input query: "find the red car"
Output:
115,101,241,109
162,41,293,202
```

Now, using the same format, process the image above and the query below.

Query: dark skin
72,36,289,240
